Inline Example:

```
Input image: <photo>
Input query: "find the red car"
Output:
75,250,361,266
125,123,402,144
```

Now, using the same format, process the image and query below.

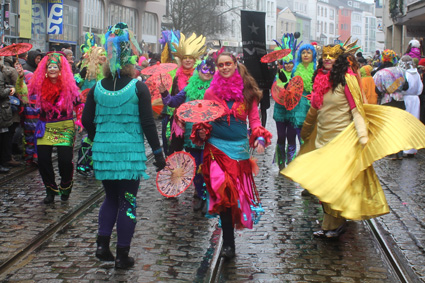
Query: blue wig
293,44,317,73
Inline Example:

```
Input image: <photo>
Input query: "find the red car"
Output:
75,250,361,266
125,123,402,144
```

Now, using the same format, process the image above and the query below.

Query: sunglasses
217,61,234,68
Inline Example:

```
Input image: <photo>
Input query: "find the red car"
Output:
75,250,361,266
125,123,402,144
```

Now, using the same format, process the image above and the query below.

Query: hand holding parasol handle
158,73,167,94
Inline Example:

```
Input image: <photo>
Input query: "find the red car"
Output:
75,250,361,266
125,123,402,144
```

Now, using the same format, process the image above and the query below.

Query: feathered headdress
80,33,96,54
341,36,361,54
172,33,206,60
104,22,142,78
273,33,302,64
159,30,180,63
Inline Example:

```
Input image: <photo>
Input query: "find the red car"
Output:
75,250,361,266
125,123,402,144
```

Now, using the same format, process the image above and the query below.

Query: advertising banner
20,0,32,38
47,0,63,34
32,0,46,35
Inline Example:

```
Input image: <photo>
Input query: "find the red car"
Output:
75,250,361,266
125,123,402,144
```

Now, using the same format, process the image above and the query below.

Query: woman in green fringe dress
82,23,166,270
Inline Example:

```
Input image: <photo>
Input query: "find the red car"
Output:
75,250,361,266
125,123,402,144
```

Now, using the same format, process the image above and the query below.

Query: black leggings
37,145,74,190
220,208,235,249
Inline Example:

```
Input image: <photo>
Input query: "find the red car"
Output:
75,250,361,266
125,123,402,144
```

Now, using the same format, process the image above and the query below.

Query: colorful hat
172,33,206,60
381,49,396,63
104,22,142,78
273,33,302,64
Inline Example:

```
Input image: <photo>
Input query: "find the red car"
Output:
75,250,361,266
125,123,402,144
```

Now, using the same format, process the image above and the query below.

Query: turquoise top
273,69,310,127
92,79,148,180
209,101,250,160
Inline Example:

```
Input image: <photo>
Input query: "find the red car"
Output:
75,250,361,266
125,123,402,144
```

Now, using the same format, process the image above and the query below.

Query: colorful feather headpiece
159,30,180,63
273,33,302,64
80,32,96,54
172,33,206,60
104,22,142,78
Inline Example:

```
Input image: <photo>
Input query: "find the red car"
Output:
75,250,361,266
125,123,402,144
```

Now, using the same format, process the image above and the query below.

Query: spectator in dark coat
24,50,42,73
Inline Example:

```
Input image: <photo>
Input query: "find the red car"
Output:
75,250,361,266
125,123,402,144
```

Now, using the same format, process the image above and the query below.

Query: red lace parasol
0,43,33,57
271,76,304,111
141,62,178,76
176,99,226,123
151,98,164,118
145,73,173,100
156,151,196,198
261,49,292,63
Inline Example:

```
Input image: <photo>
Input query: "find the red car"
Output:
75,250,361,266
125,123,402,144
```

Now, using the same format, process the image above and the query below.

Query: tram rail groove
0,150,154,278
367,218,421,283
209,220,418,283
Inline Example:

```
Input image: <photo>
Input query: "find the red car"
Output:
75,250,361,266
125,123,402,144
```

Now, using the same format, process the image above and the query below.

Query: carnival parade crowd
2,22,425,270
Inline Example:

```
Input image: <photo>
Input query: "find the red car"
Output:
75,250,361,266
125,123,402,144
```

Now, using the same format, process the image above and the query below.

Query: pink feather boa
310,68,331,109
176,67,194,91
209,69,244,102
28,54,80,120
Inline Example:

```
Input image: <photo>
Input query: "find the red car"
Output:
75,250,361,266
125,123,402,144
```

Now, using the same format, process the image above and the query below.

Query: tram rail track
0,150,155,278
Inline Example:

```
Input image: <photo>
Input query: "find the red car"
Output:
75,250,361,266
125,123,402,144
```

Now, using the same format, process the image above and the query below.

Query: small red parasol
176,99,226,123
145,73,173,100
141,62,178,76
271,76,304,111
151,98,164,118
261,49,292,63
156,151,196,198
0,43,33,57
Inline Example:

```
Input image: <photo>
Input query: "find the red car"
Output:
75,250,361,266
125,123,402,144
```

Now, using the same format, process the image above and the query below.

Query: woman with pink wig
28,52,83,204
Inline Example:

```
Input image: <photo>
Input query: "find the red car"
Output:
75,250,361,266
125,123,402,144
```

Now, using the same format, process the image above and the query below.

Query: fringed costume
82,23,165,268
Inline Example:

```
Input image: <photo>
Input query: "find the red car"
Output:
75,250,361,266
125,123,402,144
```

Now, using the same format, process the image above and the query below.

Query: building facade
383,0,425,55
9,0,165,57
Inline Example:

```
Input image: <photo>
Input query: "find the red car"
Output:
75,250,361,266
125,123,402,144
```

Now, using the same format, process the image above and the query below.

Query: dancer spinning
194,52,272,259
82,23,165,269
160,58,215,211
282,42,425,238
28,52,83,204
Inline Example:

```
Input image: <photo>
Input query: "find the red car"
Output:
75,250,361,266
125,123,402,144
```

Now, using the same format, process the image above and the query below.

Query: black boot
43,194,55,204
43,185,58,204
96,235,115,261
59,181,73,201
115,246,135,269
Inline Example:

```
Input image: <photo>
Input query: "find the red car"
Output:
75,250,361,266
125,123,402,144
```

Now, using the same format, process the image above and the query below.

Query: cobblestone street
0,103,424,282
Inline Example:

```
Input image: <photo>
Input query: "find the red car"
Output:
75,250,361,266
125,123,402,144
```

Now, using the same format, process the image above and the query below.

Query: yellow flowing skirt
282,104,425,220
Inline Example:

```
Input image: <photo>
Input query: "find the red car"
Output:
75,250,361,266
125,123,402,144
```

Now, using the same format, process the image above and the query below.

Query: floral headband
46,53,62,69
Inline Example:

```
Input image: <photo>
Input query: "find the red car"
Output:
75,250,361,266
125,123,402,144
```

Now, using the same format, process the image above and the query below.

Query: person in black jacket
23,50,42,73
0,66,14,173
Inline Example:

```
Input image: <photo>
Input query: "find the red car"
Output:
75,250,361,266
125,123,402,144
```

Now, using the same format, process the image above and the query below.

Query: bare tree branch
167,0,241,37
